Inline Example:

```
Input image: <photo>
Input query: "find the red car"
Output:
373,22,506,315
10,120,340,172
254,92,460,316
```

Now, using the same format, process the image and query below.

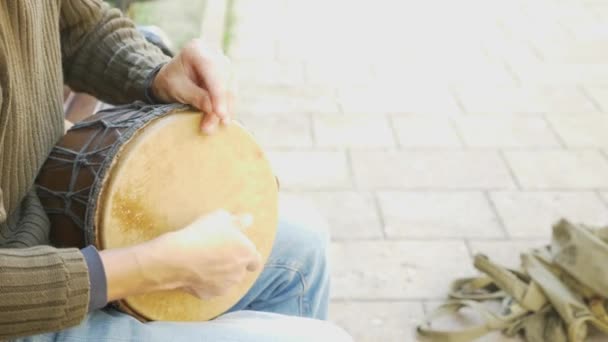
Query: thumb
231,214,261,272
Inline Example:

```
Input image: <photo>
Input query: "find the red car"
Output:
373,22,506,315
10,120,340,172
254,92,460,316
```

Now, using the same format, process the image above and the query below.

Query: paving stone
304,60,376,88
534,39,608,64
373,61,517,88
238,114,312,148
331,240,475,299
267,150,351,189
454,116,560,148
391,115,462,148
454,86,598,114
337,86,461,115
313,114,395,147
377,191,504,238
229,36,277,60
283,191,383,239
490,191,608,238
561,22,608,42
546,114,608,148
503,151,608,189
351,151,516,189
277,192,331,239
468,240,550,269
452,86,538,114
442,62,518,87
482,36,541,64
233,60,306,87
330,301,424,342
584,86,608,112
511,63,608,86
236,85,340,115
499,9,570,43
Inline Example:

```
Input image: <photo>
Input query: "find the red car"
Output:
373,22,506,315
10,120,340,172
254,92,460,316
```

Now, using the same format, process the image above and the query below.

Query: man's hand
153,210,262,299
151,39,234,134
101,210,262,302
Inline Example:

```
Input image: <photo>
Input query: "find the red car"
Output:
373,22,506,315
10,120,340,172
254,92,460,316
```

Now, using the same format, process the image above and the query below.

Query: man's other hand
101,210,262,302
151,39,234,134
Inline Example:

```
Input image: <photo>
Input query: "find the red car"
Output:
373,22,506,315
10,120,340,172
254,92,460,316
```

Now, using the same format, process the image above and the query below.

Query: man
0,1,352,341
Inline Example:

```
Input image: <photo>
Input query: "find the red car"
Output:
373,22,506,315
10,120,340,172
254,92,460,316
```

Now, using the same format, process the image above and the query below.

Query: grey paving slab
454,86,598,114
330,240,475,299
238,114,312,148
351,151,516,189
490,191,608,238
303,60,376,88
282,191,383,240
546,114,608,148
510,62,608,86
313,114,395,147
232,60,306,87
585,87,608,112
377,191,504,238
330,301,424,342
337,86,461,115
534,39,608,64
267,151,351,189
468,240,548,269
391,115,463,148
454,116,560,148
236,85,340,115
503,150,608,189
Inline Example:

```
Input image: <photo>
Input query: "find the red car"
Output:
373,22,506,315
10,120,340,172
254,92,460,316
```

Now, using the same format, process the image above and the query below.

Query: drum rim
43,102,279,321
86,104,279,322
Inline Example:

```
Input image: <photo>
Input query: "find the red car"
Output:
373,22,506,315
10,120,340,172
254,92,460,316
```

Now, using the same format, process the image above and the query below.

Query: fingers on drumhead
194,210,254,232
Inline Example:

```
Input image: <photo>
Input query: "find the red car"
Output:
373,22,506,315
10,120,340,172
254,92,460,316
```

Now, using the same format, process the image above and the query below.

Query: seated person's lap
15,210,351,342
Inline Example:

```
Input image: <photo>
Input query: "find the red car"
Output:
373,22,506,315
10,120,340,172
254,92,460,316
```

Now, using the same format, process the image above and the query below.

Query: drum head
96,111,278,321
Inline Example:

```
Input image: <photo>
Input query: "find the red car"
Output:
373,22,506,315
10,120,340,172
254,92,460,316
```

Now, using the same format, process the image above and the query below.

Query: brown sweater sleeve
0,246,89,339
59,0,170,104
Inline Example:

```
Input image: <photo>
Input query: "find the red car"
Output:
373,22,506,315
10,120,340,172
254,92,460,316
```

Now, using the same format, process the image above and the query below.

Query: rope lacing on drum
36,102,188,244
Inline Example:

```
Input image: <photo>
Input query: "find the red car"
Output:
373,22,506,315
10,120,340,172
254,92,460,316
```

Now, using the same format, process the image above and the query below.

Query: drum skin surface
36,104,278,321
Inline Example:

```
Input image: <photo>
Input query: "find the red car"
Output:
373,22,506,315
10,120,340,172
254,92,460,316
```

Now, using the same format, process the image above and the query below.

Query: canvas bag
417,219,608,341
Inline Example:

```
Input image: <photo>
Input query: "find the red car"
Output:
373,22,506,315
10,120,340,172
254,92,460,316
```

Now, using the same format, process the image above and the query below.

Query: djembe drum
36,103,279,322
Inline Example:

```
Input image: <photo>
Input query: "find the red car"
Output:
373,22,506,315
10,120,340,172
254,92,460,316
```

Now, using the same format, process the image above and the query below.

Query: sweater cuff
144,62,168,104
81,246,107,311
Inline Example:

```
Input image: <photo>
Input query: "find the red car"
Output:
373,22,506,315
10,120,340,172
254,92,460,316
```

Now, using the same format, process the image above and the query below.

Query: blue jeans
16,217,352,341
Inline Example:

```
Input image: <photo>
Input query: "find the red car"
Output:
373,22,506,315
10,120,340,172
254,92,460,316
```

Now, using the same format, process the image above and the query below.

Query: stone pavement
227,0,608,340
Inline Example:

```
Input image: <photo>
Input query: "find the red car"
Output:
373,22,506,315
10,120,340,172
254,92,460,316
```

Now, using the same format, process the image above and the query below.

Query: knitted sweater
0,0,169,338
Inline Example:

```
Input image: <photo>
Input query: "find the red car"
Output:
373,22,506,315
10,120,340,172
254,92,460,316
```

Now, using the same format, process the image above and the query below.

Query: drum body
36,103,279,321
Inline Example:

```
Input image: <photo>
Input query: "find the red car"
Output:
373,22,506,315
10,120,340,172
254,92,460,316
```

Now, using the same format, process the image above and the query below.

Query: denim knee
271,216,330,270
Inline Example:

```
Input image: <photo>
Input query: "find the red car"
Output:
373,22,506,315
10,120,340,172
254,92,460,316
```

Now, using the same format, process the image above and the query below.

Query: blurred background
108,0,608,340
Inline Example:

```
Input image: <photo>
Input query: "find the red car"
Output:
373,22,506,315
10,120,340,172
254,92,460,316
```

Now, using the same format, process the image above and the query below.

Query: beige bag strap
474,255,547,311
450,276,506,301
418,255,545,341
419,220,608,341
416,300,527,342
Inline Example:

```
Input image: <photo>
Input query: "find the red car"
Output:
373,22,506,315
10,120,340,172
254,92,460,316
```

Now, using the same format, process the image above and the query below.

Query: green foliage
223,0,236,53
128,0,206,50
